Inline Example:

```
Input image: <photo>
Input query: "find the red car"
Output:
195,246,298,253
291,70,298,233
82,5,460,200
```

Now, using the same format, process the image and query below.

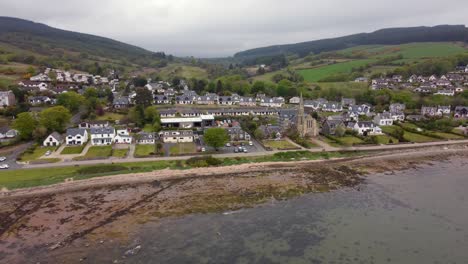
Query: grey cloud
1,0,467,57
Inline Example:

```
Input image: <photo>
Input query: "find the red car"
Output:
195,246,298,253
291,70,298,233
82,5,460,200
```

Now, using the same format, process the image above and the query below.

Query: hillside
235,25,468,60
251,42,468,83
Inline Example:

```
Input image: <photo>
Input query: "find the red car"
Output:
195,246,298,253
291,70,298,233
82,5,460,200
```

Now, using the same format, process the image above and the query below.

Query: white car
201,147,206,152
45,150,52,156
248,141,253,146
0,157,6,162
226,143,231,147
0,164,9,169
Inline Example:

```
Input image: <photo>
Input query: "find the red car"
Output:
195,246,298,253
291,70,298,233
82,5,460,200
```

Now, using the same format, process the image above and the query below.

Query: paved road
1,142,33,169
18,139,468,170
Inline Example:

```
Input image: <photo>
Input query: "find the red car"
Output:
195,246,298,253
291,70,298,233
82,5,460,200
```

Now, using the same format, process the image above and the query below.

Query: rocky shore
0,146,467,263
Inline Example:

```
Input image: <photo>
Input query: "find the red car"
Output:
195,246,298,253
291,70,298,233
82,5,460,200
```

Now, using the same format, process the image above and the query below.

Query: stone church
296,94,318,137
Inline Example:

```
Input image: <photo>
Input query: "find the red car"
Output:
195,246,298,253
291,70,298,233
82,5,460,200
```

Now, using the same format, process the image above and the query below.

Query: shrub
76,165,128,175
186,156,222,168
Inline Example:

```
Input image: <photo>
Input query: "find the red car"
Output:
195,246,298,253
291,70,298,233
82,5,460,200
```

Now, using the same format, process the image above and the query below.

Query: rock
124,245,142,256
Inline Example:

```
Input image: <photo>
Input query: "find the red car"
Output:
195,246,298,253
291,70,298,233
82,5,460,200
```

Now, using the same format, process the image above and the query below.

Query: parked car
226,143,231,147
234,148,238,153
0,157,6,162
201,147,206,152
0,164,9,169
248,141,253,146
243,148,248,153
45,150,52,156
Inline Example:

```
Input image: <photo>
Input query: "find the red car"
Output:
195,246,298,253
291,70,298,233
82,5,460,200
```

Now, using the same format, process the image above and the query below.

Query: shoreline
1,146,467,263
2,145,468,199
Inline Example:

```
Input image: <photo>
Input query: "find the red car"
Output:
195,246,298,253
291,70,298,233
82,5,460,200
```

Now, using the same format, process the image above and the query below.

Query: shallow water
55,157,468,263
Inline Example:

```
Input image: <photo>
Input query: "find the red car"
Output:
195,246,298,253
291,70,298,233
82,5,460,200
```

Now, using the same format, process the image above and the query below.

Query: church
296,94,318,137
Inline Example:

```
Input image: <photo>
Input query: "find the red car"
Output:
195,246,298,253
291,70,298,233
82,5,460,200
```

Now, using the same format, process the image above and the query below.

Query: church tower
296,93,318,138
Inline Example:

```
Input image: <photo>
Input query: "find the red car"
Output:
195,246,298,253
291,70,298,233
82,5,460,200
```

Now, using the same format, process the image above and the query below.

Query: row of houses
371,71,468,94
44,127,197,147
29,68,112,85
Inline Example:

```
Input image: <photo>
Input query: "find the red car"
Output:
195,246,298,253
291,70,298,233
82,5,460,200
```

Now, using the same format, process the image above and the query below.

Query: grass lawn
452,128,467,136
298,59,376,82
381,125,437,143
430,132,464,140
158,64,208,79
112,148,129,158
134,144,157,157
75,146,113,160
262,140,299,150
60,145,86,155
403,131,437,143
96,112,125,122
335,136,364,146
169,143,197,155
19,146,56,162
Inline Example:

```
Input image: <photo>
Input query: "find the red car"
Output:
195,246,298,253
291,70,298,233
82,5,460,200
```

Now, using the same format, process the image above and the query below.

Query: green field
262,140,298,150
298,59,375,82
169,143,197,155
338,42,467,60
430,132,464,140
158,64,208,79
60,145,86,154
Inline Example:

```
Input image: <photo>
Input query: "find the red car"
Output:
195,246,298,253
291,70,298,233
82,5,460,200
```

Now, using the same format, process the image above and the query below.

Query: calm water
77,157,468,263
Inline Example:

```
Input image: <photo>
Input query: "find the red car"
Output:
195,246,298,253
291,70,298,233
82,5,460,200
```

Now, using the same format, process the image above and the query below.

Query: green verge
0,151,363,190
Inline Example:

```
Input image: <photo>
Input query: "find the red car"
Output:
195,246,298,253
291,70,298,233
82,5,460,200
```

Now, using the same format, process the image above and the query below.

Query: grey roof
90,127,115,135
138,132,157,140
49,131,63,141
113,97,129,105
67,128,87,136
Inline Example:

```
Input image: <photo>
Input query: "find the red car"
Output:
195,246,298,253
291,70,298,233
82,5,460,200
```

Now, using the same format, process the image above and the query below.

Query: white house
434,89,455,96
66,128,88,145
43,132,63,147
160,130,194,143
114,129,132,144
259,97,284,107
349,121,382,136
90,127,116,146
289,97,300,104
373,112,394,126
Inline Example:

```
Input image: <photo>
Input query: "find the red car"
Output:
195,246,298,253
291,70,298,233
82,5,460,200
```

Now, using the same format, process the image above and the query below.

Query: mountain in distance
0,16,167,67
234,25,468,60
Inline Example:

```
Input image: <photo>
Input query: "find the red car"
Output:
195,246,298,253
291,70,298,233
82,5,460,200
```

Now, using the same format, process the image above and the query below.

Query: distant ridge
234,25,468,59
0,16,162,62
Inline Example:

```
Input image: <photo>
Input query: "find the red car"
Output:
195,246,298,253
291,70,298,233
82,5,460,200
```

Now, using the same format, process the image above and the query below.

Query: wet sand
0,145,467,263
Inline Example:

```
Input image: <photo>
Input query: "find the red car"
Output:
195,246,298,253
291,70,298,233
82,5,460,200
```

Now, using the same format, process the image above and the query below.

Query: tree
254,128,265,140
204,128,229,151
12,112,37,140
57,92,86,113
39,106,72,133
133,76,148,87
335,125,346,137
134,87,153,108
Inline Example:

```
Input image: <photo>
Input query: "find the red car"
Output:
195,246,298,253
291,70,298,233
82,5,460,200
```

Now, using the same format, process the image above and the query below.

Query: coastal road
19,139,468,170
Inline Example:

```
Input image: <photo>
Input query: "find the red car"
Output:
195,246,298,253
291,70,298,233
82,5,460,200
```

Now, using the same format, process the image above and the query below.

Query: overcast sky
1,0,468,57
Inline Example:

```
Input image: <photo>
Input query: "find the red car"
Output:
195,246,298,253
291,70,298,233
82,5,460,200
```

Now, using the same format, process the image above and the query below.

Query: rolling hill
0,17,162,62
235,25,468,60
